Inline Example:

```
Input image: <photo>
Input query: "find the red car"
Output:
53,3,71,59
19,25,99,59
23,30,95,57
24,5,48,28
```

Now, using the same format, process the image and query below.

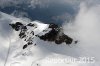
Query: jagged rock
9,22,23,31
49,23,58,29
10,22,75,49
34,44,37,46
75,40,78,44
27,23,35,27
38,28,59,41
37,23,73,44
27,42,33,45
23,44,28,49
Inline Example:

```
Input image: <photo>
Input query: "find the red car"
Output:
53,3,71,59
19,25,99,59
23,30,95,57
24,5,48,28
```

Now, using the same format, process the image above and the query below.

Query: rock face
38,23,73,44
9,21,74,49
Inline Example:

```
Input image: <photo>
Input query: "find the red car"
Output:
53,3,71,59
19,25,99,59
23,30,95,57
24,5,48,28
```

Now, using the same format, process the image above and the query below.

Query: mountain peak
9,21,76,49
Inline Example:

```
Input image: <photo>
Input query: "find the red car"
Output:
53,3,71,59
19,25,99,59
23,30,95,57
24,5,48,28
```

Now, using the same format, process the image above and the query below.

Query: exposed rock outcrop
9,22,76,49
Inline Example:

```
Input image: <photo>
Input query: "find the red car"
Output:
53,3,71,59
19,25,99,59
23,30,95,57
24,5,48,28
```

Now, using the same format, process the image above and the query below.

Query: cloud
0,0,31,8
0,0,49,8
3,0,99,9
0,0,100,9
63,2,100,66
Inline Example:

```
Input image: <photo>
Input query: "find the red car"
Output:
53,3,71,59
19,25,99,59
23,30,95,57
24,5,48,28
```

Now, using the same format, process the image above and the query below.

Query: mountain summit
9,21,76,49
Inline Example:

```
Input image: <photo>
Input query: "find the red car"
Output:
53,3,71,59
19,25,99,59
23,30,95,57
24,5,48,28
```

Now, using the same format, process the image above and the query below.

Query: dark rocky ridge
9,22,76,49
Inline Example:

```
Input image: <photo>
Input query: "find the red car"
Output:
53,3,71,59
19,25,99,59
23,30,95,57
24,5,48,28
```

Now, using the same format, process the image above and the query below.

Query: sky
0,0,100,66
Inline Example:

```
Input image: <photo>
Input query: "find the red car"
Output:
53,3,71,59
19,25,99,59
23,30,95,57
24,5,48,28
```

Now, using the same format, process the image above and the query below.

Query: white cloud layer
63,2,100,66
0,0,100,8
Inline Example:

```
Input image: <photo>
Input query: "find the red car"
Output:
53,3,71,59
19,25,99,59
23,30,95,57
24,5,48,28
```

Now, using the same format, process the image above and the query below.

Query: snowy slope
0,11,32,66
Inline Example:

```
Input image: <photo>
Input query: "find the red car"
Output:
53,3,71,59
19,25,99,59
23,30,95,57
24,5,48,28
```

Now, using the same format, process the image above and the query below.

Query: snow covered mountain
1,2,100,65
0,12,79,66
9,21,77,50
1,18,78,66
